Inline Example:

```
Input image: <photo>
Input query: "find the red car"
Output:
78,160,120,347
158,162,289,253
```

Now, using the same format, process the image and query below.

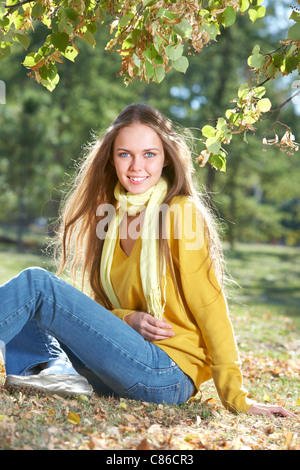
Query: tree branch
271,88,300,113
5,0,35,16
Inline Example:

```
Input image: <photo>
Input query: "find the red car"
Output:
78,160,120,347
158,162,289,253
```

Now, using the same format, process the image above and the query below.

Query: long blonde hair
53,103,224,307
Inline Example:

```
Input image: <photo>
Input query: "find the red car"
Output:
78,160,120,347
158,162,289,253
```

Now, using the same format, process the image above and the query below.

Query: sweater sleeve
168,197,254,413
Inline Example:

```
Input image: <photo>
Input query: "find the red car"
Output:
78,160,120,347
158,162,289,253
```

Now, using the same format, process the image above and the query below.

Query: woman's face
112,123,167,194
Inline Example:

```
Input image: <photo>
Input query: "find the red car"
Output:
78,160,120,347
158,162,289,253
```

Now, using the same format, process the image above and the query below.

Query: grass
0,242,299,450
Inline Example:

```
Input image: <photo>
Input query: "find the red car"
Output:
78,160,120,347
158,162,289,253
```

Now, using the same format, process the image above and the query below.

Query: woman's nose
129,156,143,171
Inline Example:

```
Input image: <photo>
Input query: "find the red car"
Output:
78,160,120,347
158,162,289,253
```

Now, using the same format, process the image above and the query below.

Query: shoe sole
4,374,93,398
5,383,51,397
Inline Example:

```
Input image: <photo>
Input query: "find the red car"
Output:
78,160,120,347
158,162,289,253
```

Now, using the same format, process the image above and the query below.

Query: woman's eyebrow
115,147,160,151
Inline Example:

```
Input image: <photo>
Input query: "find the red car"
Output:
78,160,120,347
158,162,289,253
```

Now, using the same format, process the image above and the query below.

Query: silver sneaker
4,372,93,398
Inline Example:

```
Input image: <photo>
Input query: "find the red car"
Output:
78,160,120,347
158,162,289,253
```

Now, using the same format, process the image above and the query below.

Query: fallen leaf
283,432,293,448
264,424,275,435
136,438,150,450
124,413,138,423
67,411,81,425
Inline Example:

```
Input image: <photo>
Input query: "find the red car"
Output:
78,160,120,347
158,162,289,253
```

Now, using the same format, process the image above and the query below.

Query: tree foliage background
0,0,299,247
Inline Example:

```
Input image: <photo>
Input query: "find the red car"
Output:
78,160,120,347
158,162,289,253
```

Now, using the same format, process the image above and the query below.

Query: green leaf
152,65,165,83
64,7,79,23
165,43,184,61
202,22,219,41
23,52,42,67
0,45,10,61
253,86,266,98
216,117,227,131
173,56,189,73
248,52,266,69
39,65,49,80
14,32,30,50
238,82,250,97
217,6,236,27
173,19,192,39
257,98,271,112
206,136,221,154
252,44,260,54
31,3,45,18
143,0,157,6
202,125,216,138
289,11,300,22
239,0,250,13
0,2,6,20
47,63,58,80
62,46,79,62
145,59,154,79
272,53,284,67
119,14,133,28
42,72,60,92
248,5,266,23
83,30,96,47
287,22,300,41
50,32,69,52
285,55,299,73
266,61,277,78
143,44,158,60
209,154,226,172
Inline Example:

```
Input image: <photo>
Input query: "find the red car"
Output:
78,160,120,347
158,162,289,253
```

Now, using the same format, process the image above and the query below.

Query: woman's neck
119,211,145,256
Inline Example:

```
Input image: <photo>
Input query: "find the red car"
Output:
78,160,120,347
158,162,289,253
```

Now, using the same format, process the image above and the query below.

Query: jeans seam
0,296,36,330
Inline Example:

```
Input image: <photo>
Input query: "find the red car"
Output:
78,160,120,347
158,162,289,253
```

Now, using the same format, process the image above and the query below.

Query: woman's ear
163,156,169,168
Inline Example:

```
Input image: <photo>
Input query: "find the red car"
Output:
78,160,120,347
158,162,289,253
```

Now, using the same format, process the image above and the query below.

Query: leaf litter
0,326,299,450
0,357,299,450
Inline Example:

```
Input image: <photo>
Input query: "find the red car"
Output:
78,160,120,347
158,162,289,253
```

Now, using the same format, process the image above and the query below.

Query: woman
0,104,295,417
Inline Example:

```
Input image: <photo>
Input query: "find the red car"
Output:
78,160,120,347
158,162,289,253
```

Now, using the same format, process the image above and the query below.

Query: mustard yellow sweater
97,196,254,413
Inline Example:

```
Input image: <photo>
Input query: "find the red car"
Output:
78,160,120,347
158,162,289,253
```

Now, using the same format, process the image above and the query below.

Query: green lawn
0,242,299,450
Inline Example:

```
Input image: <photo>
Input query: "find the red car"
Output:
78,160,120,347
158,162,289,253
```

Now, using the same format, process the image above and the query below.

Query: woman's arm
248,403,297,417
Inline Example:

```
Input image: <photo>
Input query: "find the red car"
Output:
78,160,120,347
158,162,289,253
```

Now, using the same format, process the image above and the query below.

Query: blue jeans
0,267,195,404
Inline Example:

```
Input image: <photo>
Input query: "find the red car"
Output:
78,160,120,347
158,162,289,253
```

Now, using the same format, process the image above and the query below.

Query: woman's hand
125,311,175,342
248,403,297,418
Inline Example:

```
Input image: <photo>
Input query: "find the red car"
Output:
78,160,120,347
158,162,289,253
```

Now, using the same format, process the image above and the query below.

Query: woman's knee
19,267,52,287
20,266,48,278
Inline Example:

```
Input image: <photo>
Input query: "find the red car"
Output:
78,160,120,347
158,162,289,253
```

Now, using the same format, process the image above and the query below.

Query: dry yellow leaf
283,432,293,448
124,413,138,423
67,411,81,425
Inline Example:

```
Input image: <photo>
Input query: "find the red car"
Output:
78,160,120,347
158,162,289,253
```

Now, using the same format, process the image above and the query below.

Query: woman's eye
145,152,155,158
120,152,130,157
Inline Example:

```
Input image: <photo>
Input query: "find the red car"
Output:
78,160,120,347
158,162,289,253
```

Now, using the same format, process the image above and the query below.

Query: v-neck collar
117,233,141,259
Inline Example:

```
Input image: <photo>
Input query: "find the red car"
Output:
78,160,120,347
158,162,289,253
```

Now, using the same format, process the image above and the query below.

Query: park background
0,0,299,450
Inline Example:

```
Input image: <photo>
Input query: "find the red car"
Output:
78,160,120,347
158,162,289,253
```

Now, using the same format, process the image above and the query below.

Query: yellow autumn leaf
296,397,300,406
0,415,8,421
263,394,270,402
124,413,138,423
67,411,81,425
119,402,127,409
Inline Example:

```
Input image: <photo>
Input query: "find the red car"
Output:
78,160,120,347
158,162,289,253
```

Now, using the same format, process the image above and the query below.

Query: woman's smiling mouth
127,176,149,183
